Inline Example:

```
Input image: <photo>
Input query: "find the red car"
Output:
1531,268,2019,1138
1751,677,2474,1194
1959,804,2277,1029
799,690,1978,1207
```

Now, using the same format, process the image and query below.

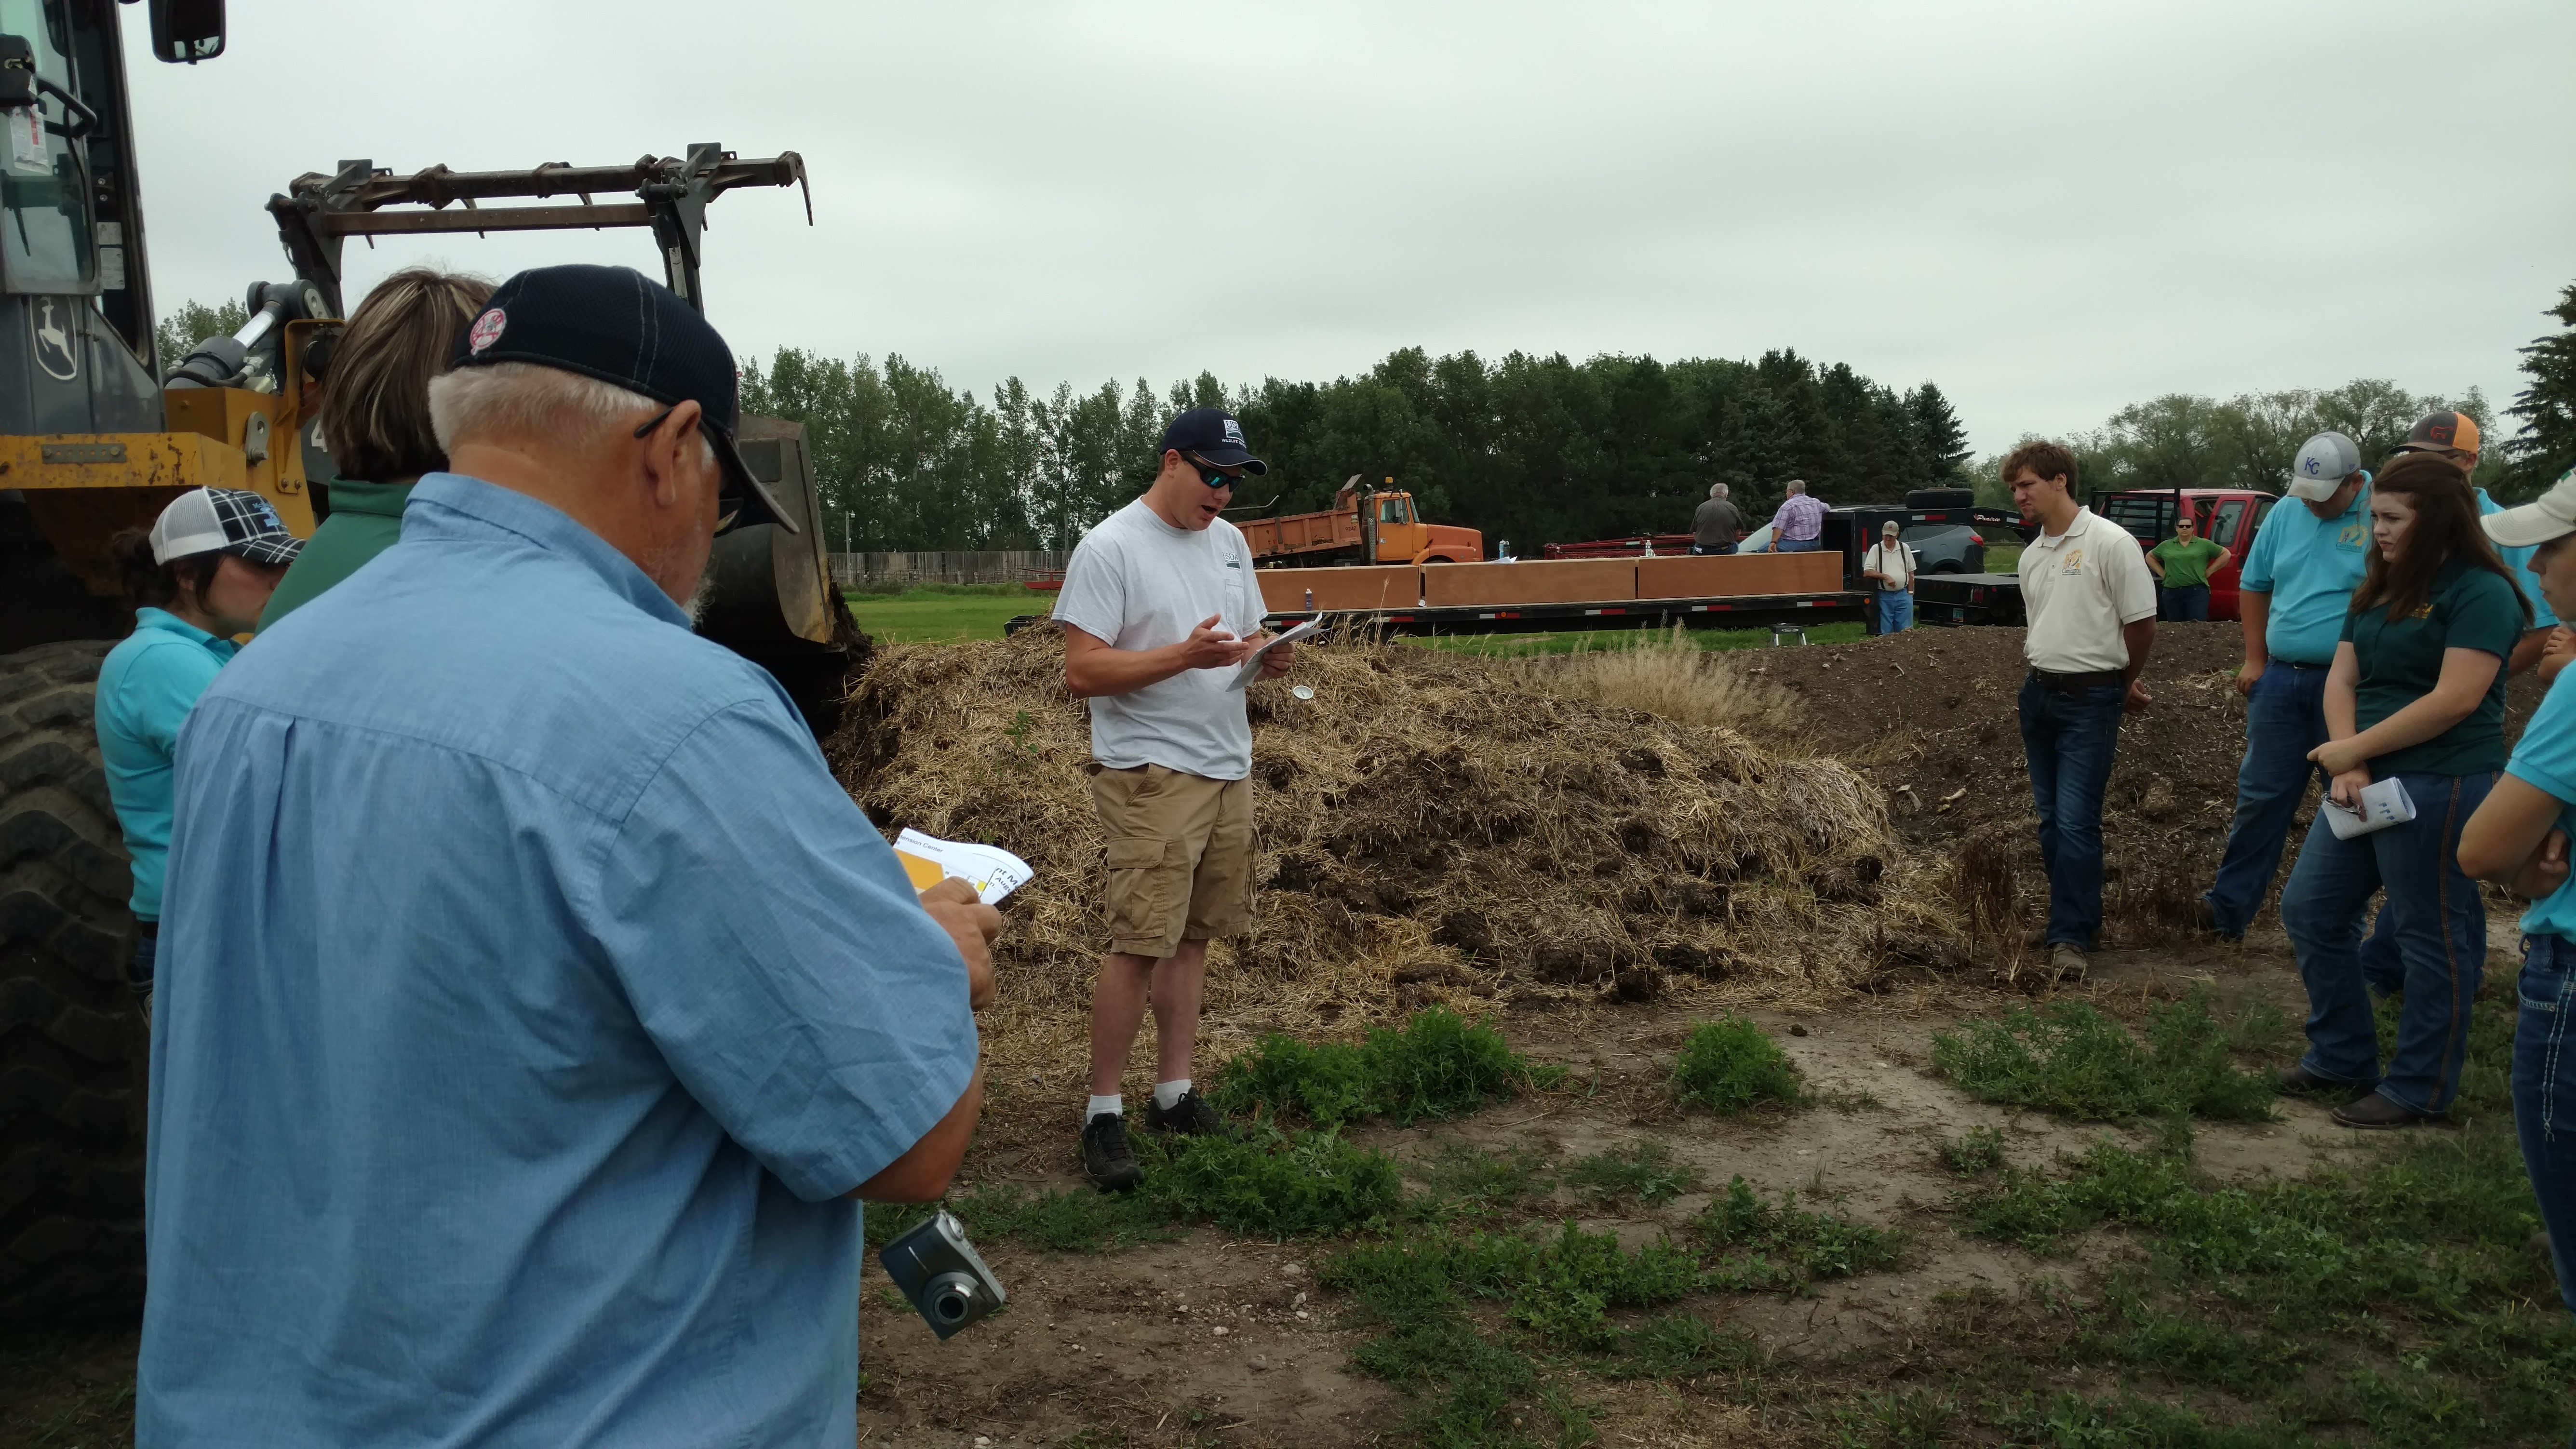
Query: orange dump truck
1253,550,1865,635
1240,479,1482,566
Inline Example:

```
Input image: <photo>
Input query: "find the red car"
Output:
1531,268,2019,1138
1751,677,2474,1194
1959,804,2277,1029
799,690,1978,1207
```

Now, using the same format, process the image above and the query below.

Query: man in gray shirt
1051,406,1293,1191
1691,483,1742,555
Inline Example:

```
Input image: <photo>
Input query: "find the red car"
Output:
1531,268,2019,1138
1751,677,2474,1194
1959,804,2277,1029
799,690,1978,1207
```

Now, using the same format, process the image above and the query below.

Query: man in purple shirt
1769,479,1827,553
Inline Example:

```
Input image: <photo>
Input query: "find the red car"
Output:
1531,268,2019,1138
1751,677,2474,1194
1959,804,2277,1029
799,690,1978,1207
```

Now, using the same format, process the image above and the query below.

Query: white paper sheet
892,829,1034,904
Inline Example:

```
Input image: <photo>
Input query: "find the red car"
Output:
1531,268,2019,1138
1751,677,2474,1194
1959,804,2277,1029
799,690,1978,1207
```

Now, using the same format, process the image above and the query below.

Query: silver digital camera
877,1209,1006,1340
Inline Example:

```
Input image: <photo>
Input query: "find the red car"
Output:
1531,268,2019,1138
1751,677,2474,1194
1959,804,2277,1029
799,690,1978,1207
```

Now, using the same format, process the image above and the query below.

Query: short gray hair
428,361,713,468
1708,482,1728,499
1785,478,1807,494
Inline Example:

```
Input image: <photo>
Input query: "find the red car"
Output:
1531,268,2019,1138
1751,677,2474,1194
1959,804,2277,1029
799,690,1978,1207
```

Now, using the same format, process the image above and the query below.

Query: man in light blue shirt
2198,431,2372,938
140,266,995,1448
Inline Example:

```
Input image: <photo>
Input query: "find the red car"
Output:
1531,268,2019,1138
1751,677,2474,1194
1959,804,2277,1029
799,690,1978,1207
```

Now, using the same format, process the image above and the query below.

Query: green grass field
843,585,1039,643
844,586,1871,654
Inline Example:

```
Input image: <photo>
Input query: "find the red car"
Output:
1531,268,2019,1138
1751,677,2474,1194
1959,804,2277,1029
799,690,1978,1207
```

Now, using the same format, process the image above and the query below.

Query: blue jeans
2279,769,2494,1114
2017,675,2126,950
2516,934,2576,1316
2159,583,2209,621
2202,660,2332,935
1876,590,1913,634
1777,537,1822,553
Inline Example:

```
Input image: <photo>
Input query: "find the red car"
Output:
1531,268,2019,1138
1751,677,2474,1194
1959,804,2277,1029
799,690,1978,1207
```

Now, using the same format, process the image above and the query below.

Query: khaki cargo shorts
1086,763,1254,959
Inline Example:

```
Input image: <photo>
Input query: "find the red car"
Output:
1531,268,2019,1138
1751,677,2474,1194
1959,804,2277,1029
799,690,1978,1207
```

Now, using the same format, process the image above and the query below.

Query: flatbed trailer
1260,589,1868,637
1913,571,2026,627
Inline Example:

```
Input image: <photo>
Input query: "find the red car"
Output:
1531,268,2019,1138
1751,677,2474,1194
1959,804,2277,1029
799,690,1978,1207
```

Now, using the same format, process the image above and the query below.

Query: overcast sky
122,0,2574,457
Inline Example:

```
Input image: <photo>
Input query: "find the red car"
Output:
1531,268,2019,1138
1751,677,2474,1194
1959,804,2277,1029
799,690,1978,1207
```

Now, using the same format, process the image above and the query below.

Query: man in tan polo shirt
1052,406,1293,1192
2008,441,2158,978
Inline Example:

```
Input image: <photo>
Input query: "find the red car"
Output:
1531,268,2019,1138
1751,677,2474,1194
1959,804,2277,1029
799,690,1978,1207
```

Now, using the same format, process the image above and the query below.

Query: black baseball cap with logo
450,264,797,534
1160,406,1268,474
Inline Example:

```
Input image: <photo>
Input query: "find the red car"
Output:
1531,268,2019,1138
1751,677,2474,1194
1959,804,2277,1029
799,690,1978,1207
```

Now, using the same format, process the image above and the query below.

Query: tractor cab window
0,1,92,293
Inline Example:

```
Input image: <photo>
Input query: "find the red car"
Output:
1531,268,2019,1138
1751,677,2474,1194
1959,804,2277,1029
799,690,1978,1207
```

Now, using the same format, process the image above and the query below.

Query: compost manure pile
828,628,1960,1103
1750,621,2546,948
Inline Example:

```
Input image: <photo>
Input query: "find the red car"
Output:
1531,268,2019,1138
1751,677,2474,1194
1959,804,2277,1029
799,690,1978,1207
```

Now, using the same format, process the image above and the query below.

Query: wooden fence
831,550,1072,590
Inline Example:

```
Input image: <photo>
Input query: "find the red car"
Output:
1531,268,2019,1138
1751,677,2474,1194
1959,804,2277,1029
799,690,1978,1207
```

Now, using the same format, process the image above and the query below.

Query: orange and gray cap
2396,410,2482,459
2482,470,2576,549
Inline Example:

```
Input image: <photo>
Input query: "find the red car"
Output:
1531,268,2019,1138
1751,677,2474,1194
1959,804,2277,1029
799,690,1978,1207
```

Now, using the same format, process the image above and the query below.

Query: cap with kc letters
2286,431,2365,502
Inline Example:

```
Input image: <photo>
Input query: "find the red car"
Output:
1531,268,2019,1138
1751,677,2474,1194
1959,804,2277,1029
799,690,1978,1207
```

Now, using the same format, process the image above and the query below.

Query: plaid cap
149,487,304,567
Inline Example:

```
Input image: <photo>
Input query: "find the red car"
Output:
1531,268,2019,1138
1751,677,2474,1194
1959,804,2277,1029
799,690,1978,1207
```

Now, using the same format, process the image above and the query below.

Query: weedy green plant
1137,1126,1403,1237
1209,1006,1562,1128
1405,1141,1555,1221
1695,1177,1909,1291
1930,983,2273,1122
1564,1140,1704,1208
1669,1013,1801,1114
1937,1125,2009,1177
1597,1311,1762,1382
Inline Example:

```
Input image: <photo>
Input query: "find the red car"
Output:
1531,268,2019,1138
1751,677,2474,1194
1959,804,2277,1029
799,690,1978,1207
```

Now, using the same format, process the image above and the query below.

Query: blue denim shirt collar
405,472,691,630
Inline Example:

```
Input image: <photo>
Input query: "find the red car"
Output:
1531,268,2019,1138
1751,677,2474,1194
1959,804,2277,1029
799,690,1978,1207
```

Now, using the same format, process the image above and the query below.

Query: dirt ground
0,619,2546,1448
845,927,2386,1448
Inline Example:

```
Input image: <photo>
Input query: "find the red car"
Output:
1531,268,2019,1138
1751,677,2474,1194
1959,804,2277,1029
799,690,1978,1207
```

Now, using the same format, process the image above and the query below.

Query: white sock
1153,1078,1192,1111
1086,1094,1123,1123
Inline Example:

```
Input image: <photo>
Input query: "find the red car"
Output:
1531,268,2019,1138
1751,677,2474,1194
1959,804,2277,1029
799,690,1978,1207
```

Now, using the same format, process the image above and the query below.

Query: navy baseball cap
1160,406,1267,475
451,264,797,534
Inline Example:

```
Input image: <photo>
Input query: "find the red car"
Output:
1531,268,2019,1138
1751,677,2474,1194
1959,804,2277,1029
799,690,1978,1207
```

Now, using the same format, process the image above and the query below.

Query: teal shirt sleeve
118,636,228,756
2506,681,2576,937
2443,571,2524,660
2240,506,2281,592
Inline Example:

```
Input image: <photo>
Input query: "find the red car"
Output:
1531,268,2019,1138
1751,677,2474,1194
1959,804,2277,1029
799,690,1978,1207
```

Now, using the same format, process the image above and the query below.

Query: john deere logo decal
31,297,74,382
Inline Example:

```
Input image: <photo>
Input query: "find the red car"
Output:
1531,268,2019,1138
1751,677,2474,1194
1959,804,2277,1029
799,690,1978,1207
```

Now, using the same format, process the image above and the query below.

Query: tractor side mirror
147,0,225,65
0,36,36,109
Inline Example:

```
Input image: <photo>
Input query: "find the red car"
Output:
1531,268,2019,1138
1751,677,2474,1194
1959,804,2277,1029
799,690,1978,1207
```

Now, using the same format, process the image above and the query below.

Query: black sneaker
2276,1063,2373,1103
1145,1087,1238,1140
1081,1112,1143,1193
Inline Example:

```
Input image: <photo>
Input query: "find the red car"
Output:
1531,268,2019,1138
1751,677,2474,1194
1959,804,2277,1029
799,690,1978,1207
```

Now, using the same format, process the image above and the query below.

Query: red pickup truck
2094,487,2279,622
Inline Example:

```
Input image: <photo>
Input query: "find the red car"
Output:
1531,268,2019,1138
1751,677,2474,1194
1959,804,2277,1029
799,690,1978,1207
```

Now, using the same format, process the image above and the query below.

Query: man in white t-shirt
2008,442,2158,978
1050,406,1293,1192
1861,519,1918,634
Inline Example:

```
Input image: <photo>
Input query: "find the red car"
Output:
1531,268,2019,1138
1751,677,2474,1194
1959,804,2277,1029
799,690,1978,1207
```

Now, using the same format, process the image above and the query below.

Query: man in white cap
2457,467,2576,1335
2195,431,2371,939
1860,519,1918,633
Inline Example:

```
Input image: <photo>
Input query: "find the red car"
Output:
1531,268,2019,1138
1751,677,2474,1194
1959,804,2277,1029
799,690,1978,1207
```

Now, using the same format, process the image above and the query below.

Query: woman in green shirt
258,268,494,629
2146,511,2228,620
2278,452,2528,1128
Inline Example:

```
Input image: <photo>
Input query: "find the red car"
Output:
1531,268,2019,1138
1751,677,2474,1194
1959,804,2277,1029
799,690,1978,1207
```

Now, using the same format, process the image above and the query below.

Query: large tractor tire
0,639,145,1328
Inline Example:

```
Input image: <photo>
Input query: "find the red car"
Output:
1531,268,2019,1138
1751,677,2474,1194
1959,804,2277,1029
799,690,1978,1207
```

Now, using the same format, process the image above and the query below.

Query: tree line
1969,281,2576,508
739,346,1971,553
149,273,2575,551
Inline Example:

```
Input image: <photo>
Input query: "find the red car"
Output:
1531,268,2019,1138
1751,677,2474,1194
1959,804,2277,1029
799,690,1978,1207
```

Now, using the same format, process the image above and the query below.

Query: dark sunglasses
1181,450,1242,489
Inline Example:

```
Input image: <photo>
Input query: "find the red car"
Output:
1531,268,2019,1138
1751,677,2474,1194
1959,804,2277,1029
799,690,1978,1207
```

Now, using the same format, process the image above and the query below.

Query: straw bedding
826,627,1963,1105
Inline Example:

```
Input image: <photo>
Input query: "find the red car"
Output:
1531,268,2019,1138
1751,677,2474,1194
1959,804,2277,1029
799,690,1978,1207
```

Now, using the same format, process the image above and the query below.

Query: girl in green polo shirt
2278,453,2528,1129
259,268,494,628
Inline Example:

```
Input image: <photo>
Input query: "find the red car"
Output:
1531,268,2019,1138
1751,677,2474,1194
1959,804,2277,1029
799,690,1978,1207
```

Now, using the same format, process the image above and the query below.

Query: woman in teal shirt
2279,452,2526,1128
95,488,300,1008
258,267,492,628
2461,466,2576,1330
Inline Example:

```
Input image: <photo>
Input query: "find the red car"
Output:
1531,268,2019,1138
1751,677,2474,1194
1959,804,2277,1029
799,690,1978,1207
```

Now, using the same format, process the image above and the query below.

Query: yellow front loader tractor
0,0,863,1325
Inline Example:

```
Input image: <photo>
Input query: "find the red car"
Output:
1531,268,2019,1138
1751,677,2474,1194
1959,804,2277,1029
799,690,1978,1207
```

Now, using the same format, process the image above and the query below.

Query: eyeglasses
1182,451,1242,489
636,402,746,525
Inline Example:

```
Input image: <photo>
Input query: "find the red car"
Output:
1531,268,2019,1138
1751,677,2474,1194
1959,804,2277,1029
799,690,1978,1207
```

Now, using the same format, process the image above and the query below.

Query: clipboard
1227,618,1322,690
